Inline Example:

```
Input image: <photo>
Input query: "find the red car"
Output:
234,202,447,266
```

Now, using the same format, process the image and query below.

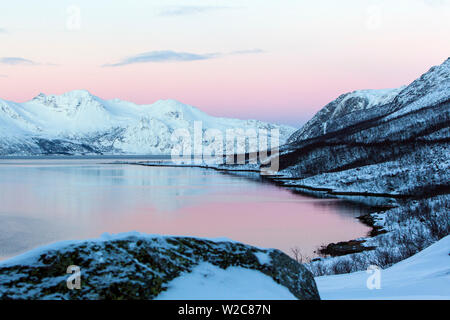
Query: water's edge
129,161,394,257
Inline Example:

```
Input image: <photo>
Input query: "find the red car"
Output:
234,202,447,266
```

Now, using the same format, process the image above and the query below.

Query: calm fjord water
0,159,371,260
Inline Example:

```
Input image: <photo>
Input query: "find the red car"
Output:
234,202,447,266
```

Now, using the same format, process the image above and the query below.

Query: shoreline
129,160,394,258
124,160,448,278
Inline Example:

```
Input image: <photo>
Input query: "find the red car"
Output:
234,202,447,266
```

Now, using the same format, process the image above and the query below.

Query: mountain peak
153,99,189,107
30,89,106,117
32,89,95,102
61,89,94,98
388,57,450,113
151,99,201,112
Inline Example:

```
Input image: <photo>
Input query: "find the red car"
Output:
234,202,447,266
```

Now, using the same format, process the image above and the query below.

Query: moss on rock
0,235,320,300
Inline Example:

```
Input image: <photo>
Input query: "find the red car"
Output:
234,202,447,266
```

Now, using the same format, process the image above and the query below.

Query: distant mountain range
274,57,450,197
0,91,295,156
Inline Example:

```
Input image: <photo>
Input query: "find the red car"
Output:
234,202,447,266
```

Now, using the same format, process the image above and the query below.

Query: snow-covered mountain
275,57,450,197
0,91,296,156
287,87,404,142
289,58,450,144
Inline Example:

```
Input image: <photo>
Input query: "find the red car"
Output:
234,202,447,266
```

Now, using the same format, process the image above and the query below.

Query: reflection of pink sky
1,180,371,257
0,162,372,258
94,198,370,257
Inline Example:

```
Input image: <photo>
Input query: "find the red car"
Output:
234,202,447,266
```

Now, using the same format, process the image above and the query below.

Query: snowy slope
316,235,450,300
0,91,296,156
288,58,450,143
387,57,450,118
288,87,404,142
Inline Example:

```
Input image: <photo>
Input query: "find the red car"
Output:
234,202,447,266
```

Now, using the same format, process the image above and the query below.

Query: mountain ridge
0,91,296,156
288,58,450,144
275,57,450,198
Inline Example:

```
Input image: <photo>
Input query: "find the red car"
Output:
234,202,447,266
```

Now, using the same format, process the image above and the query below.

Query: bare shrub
309,261,328,277
290,247,311,264
424,209,450,240
373,249,399,267
330,258,353,275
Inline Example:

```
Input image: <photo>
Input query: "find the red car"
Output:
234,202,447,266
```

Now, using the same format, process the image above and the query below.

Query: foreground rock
0,233,320,300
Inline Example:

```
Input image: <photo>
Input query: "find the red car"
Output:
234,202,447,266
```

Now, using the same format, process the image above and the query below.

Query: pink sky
0,1,449,126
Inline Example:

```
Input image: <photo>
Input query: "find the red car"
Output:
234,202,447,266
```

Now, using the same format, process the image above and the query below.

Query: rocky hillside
272,58,450,197
287,87,404,143
0,233,319,300
0,91,295,156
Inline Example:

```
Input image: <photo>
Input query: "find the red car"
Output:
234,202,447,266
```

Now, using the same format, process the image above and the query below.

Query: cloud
103,51,219,67
0,57,57,66
159,6,230,16
0,74,8,78
230,49,265,55
0,57,37,65
0,28,7,33
422,0,448,6
104,49,264,67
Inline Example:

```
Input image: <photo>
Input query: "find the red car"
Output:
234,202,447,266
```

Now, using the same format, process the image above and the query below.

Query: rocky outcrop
0,233,320,300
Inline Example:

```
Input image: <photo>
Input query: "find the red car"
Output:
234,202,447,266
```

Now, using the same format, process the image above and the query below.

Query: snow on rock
0,232,319,300
316,235,450,300
0,92,296,156
155,262,296,300
254,251,272,265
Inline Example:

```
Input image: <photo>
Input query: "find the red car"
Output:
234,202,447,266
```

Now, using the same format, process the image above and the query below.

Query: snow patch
254,251,272,265
156,262,297,300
